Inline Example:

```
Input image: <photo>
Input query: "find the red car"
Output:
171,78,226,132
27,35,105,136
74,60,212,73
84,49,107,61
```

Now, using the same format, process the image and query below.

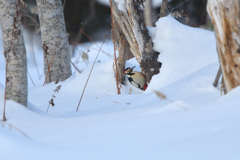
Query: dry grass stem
27,70,35,87
70,41,112,57
43,41,59,86
76,32,110,111
0,122,31,139
79,29,110,57
122,103,130,112
70,60,82,74
110,0,121,95
153,90,187,110
153,90,166,100
46,85,62,113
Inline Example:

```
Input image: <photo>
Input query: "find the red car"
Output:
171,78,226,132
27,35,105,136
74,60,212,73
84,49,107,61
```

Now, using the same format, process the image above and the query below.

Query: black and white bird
124,66,148,91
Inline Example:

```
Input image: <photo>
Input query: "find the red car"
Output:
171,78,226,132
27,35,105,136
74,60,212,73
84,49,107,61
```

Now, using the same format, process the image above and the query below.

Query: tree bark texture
0,0,28,107
207,0,240,92
111,0,161,82
112,13,133,84
160,0,168,18
36,0,72,84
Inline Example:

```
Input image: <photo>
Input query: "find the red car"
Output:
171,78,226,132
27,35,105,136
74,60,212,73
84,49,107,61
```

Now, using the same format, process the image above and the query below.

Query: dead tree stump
207,0,240,93
111,0,162,84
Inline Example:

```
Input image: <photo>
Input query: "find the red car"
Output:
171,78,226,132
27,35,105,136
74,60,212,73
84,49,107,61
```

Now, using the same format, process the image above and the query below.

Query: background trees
22,0,211,44
36,0,72,84
1,0,239,111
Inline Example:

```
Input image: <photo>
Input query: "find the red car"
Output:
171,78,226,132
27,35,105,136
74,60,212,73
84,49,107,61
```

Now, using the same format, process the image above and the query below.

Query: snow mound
148,16,218,89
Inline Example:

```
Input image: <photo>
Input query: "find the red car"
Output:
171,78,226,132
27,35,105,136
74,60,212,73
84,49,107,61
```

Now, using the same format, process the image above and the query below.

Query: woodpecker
124,66,148,91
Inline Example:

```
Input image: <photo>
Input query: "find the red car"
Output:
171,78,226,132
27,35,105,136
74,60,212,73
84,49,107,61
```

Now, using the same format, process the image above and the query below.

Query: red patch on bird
143,83,148,91
124,71,126,74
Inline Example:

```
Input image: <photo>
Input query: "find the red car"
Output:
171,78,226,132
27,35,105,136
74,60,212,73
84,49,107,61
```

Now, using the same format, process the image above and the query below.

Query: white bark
0,0,28,107
36,0,72,84
207,0,240,92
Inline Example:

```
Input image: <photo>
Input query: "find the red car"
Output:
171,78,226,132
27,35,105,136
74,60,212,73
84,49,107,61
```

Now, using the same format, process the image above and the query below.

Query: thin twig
76,32,110,111
79,29,110,56
21,9,39,27
121,103,130,112
3,57,9,122
43,41,58,86
70,60,81,74
62,0,66,10
27,70,35,87
213,66,222,87
171,0,189,12
80,29,99,47
70,41,112,57
110,0,121,95
0,122,31,139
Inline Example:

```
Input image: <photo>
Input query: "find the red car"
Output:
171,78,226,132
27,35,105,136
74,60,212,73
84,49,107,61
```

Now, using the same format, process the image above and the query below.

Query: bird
124,66,148,91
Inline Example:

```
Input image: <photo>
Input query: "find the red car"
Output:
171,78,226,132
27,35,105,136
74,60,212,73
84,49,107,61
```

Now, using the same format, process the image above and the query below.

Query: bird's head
124,66,135,74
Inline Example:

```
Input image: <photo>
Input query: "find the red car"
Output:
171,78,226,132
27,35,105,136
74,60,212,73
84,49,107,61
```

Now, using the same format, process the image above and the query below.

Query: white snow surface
0,17,240,160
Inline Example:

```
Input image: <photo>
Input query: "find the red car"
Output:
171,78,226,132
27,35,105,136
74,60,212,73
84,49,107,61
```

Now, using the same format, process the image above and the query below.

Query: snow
1,17,240,160
114,0,127,12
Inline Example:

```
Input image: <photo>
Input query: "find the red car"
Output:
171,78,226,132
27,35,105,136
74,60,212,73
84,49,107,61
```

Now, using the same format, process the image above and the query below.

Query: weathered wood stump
207,0,240,93
111,0,162,84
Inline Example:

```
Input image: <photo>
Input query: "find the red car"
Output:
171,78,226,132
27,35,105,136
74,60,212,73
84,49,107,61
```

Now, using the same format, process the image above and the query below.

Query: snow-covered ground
0,17,240,160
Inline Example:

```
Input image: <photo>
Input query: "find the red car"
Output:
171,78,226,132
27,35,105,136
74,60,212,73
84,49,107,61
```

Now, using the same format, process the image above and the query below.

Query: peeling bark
36,0,72,84
117,33,127,84
207,0,240,92
0,0,28,107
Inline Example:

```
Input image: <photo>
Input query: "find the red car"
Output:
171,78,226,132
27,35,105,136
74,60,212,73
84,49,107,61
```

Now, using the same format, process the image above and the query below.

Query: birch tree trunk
36,0,72,84
207,0,240,93
0,0,28,107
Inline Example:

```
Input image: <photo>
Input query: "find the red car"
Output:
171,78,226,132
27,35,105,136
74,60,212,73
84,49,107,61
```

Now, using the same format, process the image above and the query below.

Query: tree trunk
36,0,72,84
0,0,28,107
144,0,153,26
160,0,168,18
111,0,161,83
112,12,133,85
207,0,240,93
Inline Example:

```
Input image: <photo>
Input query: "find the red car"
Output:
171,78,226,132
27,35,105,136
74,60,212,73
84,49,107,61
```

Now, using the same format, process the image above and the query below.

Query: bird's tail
143,83,148,91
